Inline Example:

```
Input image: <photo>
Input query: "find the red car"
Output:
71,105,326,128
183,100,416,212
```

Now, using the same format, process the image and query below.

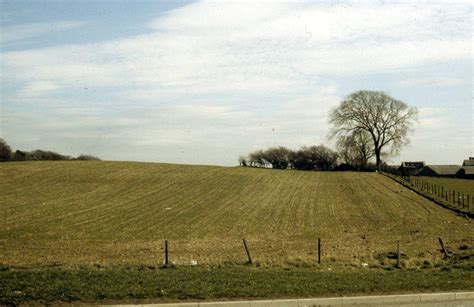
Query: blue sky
1,1,472,166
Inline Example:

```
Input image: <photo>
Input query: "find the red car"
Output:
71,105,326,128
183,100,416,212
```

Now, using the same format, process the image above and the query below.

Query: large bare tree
329,90,417,171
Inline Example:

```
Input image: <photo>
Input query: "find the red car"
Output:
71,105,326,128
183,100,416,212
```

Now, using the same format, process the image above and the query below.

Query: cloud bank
1,1,472,165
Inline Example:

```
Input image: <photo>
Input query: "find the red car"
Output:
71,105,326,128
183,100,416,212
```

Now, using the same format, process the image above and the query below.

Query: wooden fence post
164,240,169,266
396,240,401,269
317,238,321,264
462,194,465,208
438,238,450,258
242,239,253,264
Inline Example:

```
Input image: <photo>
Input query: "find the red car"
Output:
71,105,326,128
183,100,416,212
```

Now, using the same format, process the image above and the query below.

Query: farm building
462,157,474,166
415,165,461,177
398,161,425,176
456,166,474,179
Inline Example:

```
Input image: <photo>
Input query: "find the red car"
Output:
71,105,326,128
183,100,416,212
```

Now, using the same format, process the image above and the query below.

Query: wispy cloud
0,21,85,46
398,77,465,88
398,77,466,87
16,80,60,99
3,2,471,99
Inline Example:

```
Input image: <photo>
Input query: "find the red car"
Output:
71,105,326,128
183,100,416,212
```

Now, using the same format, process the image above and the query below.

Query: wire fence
154,237,472,268
383,172,473,214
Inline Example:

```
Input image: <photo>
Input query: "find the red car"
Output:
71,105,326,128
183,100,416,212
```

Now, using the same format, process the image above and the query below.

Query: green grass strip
1,266,473,304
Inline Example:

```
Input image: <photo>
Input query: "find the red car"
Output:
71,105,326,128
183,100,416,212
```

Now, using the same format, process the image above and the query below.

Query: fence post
317,238,321,264
458,192,460,207
396,240,401,269
164,240,169,266
462,193,465,208
438,238,450,258
441,186,444,199
242,239,253,264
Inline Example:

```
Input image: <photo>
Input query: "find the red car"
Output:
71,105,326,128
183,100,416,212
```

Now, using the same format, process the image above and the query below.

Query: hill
0,161,472,267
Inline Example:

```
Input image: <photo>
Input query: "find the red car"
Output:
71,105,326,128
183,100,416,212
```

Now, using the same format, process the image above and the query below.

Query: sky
0,0,472,166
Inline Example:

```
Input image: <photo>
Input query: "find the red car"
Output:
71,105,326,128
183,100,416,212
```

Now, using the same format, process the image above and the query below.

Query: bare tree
248,150,267,168
238,155,248,166
329,90,417,171
336,130,373,170
289,145,338,171
262,146,292,169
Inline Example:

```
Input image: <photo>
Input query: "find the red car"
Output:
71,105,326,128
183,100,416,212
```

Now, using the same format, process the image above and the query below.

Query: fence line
158,237,466,268
383,172,473,214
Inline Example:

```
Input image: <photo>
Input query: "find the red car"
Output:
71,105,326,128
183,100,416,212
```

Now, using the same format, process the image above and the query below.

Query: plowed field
1,161,472,266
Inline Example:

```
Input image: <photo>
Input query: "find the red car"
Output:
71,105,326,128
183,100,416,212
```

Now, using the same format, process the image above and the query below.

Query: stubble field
0,161,472,267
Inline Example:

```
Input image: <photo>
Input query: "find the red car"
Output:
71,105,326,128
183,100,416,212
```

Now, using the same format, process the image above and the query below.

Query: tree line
240,90,417,171
239,145,339,171
0,138,100,162
239,144,379,171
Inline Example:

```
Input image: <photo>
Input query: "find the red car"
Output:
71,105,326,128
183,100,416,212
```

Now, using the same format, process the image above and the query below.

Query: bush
29,150,71,161
77,154,101,161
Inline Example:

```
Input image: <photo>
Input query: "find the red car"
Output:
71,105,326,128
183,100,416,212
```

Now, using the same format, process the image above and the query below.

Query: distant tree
248,150,267,168
0,138,12,161
290,145,338,171
13,150,27,161
262,146,292,169
238,156,248,166
310,145,338,170
77,154,101,161
29,150,71,161
336,130,373,170
329,90,417,171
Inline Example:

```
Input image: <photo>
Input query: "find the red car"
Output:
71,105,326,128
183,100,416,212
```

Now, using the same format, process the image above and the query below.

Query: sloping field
0,161,472,267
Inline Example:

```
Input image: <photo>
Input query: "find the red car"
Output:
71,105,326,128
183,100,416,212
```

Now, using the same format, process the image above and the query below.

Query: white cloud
0,21,85,46
398,77,465,88
2,2,471,100
16,80,60,99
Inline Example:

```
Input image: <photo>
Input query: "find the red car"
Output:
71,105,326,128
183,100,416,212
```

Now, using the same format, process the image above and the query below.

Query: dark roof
462,158,474,166
424,165,461,175
400,161,425,168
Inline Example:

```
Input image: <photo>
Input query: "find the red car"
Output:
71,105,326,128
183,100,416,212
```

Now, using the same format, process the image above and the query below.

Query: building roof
459,166,474,175
462,158,474,166
423,165,461,175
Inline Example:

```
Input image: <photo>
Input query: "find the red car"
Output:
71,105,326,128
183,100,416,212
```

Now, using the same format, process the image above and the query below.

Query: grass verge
1,265,473,305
